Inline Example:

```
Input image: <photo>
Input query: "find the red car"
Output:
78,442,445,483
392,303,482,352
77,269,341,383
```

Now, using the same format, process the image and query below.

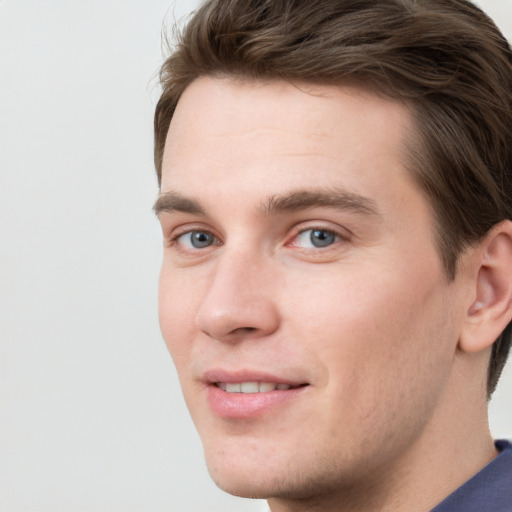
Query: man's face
157,77,466,501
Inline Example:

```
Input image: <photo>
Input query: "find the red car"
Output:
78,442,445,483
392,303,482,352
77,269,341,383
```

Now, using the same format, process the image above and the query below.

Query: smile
208,380,310,418
215,382,303,393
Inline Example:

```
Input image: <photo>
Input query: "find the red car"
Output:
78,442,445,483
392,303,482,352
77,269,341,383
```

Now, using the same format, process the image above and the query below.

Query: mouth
204,374,310,418
215,382,307,393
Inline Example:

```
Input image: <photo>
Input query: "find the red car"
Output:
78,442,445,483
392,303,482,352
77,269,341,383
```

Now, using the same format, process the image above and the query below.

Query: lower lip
206,384,308,419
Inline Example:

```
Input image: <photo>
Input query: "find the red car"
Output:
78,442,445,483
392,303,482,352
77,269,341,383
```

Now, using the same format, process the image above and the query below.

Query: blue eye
295,229,339,248
178,230,216,249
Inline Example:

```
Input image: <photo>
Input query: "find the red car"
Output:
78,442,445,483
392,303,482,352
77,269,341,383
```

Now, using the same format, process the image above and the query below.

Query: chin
206,461,272,499
211,476,269,500
202,444,291,499
203,444,337,502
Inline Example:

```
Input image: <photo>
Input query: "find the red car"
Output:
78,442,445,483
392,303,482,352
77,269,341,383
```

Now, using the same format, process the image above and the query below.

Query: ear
459,220,512,353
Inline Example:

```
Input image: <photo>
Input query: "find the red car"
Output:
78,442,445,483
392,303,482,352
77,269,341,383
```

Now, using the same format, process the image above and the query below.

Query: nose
194,249,280,343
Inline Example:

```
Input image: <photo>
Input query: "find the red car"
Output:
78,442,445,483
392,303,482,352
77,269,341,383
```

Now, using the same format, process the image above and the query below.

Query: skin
156,77,499,512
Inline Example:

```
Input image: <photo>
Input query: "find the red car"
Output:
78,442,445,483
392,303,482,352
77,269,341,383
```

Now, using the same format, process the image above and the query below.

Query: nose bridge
194,245,279,341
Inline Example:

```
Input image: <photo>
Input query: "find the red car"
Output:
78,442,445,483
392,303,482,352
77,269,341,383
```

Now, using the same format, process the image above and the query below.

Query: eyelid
287,222,351,246
176,231,218,249
281,223,353,262
166,223,222,251
296,228,339,247
163,220,352,259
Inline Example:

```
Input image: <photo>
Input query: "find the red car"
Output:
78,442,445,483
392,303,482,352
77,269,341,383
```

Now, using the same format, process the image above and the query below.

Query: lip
202,369,310,419
203,369,307,387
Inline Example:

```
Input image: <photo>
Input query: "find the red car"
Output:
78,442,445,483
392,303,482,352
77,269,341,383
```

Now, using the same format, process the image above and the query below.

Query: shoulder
431,440,512,512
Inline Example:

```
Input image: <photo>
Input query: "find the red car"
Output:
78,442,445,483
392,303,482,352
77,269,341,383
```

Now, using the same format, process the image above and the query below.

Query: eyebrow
153,188,379,217
261,189,379,216
153,191,205,216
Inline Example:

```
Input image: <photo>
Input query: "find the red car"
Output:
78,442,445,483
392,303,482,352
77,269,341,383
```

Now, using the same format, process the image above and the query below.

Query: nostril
229,326,257,336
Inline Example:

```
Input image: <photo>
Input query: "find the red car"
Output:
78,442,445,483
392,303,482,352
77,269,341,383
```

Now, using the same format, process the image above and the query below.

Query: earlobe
459,220,512,353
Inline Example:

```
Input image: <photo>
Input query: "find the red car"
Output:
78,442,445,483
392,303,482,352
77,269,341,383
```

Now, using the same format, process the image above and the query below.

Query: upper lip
202,368,309,387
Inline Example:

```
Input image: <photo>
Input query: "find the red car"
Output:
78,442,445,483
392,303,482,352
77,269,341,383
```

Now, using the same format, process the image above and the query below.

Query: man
153,1,512,510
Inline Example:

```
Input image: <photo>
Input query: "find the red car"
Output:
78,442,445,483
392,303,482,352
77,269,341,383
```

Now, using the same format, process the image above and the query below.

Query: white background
0,1,511,511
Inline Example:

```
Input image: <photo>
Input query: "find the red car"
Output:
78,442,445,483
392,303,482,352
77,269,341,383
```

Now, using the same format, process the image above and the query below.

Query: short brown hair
154,0,512,396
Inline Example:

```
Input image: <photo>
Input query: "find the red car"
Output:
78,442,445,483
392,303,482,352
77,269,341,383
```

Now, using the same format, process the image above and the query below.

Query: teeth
240,382,259,393
217,382,294,393
259,382,277,392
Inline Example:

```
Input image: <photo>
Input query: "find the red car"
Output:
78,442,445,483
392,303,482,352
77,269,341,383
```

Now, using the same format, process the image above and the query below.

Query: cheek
158,267,200,366
285,268,457,459
286,263,455,394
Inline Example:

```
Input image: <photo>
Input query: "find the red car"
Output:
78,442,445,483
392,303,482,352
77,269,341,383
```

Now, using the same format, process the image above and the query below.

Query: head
154,0,512,507
155,0,512,397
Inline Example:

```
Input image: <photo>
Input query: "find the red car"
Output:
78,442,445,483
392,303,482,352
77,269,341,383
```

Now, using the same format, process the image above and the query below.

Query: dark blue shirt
431,440,512,512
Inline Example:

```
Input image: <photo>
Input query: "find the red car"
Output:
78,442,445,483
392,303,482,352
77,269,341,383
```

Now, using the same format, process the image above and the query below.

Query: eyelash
167,224,349,256
290,227,342,247
168,226,220,251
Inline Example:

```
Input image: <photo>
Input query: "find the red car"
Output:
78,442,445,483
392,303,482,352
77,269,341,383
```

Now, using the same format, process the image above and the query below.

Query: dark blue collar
431,440,512,512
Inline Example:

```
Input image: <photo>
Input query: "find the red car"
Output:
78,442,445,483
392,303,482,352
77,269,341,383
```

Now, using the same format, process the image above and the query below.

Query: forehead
160,77,419,214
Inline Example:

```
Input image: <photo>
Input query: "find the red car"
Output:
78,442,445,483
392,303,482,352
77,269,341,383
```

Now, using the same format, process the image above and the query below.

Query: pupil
310,229,334,248
191,231,212,248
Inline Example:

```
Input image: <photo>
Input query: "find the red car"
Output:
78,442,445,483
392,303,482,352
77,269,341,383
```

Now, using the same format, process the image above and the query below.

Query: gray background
1,1,511,511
